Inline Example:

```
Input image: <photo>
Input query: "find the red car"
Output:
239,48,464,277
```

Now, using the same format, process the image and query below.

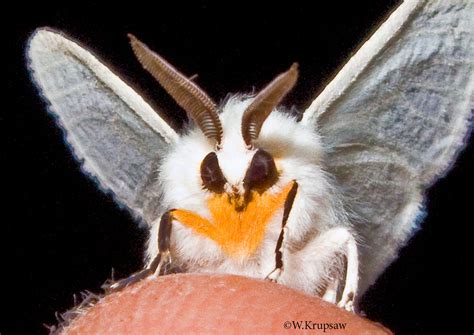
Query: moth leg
311,227,358,311
152,209,174,276
104,210,174,293
336,230,358,312
265,181,298,282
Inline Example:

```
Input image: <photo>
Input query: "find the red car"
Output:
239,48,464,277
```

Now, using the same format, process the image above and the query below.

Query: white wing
27,28,179,223
302,0,473,293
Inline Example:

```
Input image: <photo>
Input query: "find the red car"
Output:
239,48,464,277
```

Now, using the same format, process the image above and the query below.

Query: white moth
27,0,472,312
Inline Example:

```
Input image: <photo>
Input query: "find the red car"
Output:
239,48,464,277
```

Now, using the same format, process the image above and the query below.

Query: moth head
129,35,300,207
200,63,298,204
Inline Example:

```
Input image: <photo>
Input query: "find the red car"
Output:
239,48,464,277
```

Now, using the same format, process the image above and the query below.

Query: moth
27,0,472,312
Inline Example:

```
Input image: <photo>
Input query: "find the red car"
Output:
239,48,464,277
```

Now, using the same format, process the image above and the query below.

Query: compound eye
243,149,278,192
201,152,227,193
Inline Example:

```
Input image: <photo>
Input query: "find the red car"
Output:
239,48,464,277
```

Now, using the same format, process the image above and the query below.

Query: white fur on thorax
147,96,351,294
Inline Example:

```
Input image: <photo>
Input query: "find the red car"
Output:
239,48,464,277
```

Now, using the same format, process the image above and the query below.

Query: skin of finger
62,274,392,334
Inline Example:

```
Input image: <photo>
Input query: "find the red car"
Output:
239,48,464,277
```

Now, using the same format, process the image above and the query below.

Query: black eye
243,149,278,192
201,152,227,193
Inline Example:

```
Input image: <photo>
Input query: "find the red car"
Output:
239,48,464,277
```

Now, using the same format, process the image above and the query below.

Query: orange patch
172,182,295,259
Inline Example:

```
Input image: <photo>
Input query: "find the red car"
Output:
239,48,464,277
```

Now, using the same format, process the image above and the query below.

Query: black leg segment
103,209,175,293
266,181,298,280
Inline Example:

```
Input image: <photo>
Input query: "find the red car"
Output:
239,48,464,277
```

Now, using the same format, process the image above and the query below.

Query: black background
7,1,473,334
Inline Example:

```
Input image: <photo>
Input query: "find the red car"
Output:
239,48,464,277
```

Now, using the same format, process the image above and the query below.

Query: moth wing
27,29,179,224
302,0,473,293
